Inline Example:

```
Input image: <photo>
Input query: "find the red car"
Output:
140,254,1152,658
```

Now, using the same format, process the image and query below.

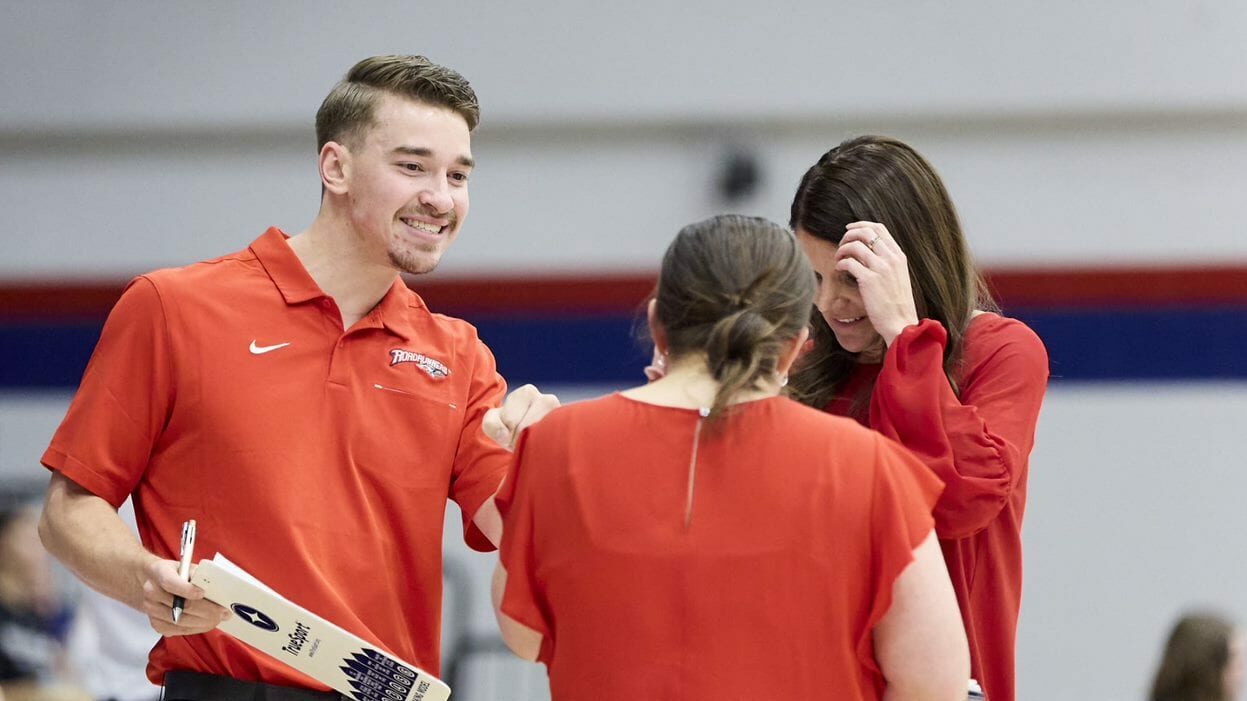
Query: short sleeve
496,428,555,661
855,435,944,673
41,276,176,507
449,338,511,551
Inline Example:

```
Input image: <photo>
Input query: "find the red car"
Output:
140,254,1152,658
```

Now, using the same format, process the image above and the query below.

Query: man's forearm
38,472,156,611
473,495,503,548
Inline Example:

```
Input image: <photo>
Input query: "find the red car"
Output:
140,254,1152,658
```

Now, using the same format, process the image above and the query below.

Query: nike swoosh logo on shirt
249,340,291,355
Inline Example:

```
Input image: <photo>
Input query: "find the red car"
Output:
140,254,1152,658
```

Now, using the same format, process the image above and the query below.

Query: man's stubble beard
389,249,439,275
386,216,458,275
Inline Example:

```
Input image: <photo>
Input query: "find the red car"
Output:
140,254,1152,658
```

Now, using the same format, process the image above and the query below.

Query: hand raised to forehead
834,222,919,346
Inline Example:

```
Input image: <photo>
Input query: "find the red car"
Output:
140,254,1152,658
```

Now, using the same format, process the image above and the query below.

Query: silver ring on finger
867,235,881,251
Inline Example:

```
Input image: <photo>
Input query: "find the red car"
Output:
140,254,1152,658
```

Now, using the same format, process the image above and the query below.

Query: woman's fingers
840,222,918,345
835,255,873,282
844,221,902,258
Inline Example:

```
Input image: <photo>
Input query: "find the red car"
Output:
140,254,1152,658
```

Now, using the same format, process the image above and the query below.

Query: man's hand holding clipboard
138,518,229,637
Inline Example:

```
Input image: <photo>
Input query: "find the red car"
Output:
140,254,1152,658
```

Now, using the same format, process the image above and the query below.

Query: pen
171,519,196,623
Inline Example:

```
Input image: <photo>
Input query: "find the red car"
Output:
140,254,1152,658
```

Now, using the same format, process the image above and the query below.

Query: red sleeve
40,276,176,507
496,428,555,663
869,317,1048,539
856,434,944,674
450,338,511,552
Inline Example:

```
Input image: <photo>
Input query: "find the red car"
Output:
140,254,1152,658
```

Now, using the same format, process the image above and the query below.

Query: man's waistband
163,670,350,701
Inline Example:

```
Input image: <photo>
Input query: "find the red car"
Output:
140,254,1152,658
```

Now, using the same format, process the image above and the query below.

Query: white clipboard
192,554,451,701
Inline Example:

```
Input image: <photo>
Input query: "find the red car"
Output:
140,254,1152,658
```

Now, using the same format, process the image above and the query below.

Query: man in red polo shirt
36,55,556,698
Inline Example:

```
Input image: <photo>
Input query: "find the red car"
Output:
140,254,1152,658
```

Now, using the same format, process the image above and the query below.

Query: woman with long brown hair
492,214,969,700
787,135,1049,701
1151,612,1244,701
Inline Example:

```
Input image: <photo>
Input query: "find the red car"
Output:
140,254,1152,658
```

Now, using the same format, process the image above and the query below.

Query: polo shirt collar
250,227,429,337
374,276,428,338
250,227,325,305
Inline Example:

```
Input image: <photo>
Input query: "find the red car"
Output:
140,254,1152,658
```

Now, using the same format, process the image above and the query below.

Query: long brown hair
1150,613,1238,701
655,214,815,423
787,135,996,410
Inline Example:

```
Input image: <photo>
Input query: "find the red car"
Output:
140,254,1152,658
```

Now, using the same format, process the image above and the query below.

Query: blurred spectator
1150,612,1245,701
0,502,88,701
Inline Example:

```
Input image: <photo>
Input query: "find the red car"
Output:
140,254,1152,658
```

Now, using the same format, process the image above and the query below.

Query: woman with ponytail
491,214,969,701
789,135,1050,701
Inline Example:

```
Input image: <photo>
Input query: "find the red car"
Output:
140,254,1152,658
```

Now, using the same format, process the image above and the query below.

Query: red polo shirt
42,227,510,684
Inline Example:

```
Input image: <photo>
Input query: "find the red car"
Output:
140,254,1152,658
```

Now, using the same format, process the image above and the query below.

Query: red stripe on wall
0,283,129,320
986,265,1247,308
2,265,1245,319
412,274,658,314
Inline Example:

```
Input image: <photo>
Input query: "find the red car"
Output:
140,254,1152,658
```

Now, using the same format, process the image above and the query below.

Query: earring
779,373,789,388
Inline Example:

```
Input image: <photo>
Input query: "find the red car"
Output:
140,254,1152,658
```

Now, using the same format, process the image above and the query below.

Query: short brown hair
315,55,480,151
655,214,815,423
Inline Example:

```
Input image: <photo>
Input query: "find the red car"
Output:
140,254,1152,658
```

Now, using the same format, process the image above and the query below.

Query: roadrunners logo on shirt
390,349,451,379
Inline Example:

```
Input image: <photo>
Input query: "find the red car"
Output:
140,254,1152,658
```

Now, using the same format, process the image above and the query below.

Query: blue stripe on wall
1014,306,1247,381
2,306,1244,389
484,306,1247,384
0,324,103,389
473,314,651,387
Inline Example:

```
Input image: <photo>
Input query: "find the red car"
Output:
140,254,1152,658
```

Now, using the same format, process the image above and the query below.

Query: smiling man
37,55,557,700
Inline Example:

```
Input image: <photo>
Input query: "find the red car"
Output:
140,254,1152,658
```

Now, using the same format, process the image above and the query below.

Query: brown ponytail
655,214,815,423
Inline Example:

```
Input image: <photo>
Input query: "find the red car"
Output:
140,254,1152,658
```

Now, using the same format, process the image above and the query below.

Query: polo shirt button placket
329,337,344,380
318,297,345,334
319,297,348,382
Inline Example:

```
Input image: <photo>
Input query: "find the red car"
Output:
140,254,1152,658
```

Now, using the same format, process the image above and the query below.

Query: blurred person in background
1150,612,1244,701
0,502,87,701
786,135,1050,701
492,214,970,701
64,501,158,701
36,54,556,700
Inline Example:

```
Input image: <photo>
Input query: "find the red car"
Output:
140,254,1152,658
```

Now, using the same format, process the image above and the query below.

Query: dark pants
162,671,350,701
